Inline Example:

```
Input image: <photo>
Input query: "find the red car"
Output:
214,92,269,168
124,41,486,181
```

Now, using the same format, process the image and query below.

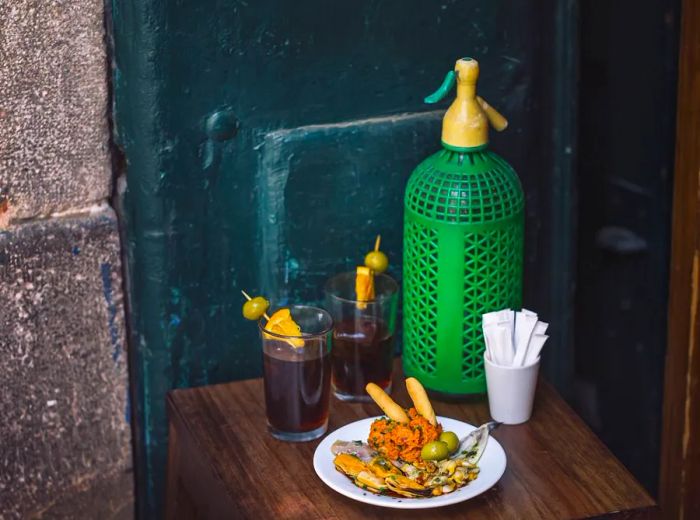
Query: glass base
268,420,328,442
333,381,392,402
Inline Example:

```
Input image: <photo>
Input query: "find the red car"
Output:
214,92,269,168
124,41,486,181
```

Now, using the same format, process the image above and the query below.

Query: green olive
420,440,450,461
439,431,460,454
364,251,389,274
242,296,269,320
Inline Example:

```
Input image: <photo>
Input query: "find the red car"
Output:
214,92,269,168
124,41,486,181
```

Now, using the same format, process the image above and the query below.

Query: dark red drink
263,344,331,434
331,317,394,397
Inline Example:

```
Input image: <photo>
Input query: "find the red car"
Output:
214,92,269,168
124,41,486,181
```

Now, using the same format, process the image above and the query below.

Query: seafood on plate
331,378,497,498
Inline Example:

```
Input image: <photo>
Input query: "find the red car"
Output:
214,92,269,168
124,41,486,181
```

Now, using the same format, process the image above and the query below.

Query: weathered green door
110,1,576,516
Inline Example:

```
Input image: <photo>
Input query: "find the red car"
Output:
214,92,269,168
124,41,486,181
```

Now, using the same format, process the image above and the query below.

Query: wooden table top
166,359,657,519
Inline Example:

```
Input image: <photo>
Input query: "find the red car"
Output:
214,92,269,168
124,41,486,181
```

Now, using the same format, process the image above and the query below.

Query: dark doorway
574,0,679,493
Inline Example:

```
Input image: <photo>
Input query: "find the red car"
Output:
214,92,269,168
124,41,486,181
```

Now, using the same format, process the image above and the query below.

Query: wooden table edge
164,358,660,519
576,503,661,520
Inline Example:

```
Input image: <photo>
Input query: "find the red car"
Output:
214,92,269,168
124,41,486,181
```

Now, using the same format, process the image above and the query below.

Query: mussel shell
368,456,401,478
333,453,369,479
355,470,387,493
384,475,433,498
457,422,497,464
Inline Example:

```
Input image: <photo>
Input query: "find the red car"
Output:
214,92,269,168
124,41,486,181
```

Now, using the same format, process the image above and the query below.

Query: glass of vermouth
324,272,399,401
259,305,333,441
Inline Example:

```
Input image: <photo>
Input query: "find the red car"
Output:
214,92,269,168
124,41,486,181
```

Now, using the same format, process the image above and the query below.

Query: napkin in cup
482,308,548,367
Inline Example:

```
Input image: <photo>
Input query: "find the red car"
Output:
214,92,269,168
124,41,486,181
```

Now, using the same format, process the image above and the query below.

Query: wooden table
165,359,658,519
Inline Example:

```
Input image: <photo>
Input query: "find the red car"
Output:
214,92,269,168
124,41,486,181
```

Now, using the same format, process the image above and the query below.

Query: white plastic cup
484,355,540,425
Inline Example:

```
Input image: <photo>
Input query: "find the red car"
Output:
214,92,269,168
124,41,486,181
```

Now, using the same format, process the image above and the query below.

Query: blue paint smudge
100,263,122,363
124,388,131,424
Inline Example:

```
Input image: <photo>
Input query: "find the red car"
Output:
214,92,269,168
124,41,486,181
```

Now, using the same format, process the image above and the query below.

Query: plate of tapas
313,378,507,509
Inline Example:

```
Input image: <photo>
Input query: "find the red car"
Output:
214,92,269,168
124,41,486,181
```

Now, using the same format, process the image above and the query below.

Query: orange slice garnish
264,308,304,348
355,266,375,309
266,308,293,328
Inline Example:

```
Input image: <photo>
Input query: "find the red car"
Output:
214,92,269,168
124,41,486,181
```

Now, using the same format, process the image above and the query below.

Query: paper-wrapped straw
483,308,549,367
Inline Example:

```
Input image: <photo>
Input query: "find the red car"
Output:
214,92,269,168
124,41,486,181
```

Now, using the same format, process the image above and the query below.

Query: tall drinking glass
325,272,399,401
259,305,333,442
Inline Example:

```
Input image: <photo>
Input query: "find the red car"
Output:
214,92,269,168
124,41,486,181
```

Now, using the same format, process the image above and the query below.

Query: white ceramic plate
313,416,507,509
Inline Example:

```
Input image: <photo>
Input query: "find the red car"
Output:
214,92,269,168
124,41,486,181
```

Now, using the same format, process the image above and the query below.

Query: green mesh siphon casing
403,147,524,395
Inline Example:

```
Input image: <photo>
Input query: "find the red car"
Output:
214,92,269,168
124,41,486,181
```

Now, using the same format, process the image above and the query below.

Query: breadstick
365,383,409,423
406,377,437,426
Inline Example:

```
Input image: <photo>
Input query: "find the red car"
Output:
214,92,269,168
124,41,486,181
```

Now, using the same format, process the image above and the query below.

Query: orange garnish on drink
355,265,375,309
264,308,304,348
355,235,390,309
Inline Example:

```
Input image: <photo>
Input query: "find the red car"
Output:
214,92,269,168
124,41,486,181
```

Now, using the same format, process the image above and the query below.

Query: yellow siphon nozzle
425,57,508,151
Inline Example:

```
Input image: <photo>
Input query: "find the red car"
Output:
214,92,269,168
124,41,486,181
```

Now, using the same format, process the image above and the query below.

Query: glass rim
257,304,334,340
324,271,399,304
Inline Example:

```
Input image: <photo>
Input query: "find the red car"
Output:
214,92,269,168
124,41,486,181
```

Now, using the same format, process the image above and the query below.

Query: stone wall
0,0,132,518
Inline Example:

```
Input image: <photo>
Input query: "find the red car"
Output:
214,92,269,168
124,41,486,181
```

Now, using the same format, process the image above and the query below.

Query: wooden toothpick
241,290,271,321
374,234,381,252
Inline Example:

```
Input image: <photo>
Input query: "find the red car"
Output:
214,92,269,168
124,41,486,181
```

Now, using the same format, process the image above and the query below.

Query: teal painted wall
109,1,576,516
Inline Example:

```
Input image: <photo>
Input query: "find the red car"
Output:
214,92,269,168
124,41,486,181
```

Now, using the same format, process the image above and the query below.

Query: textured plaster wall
0,0,132,518
0,0,111,223
0,211,132,519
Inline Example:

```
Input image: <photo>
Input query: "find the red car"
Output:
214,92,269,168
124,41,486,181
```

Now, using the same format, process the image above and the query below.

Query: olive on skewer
364,235,389,274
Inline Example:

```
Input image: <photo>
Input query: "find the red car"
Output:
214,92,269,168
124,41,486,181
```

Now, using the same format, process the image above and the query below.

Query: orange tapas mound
369,408,443,463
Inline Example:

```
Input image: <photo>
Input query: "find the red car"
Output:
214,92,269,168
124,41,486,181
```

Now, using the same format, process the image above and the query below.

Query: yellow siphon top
427,57,508,151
